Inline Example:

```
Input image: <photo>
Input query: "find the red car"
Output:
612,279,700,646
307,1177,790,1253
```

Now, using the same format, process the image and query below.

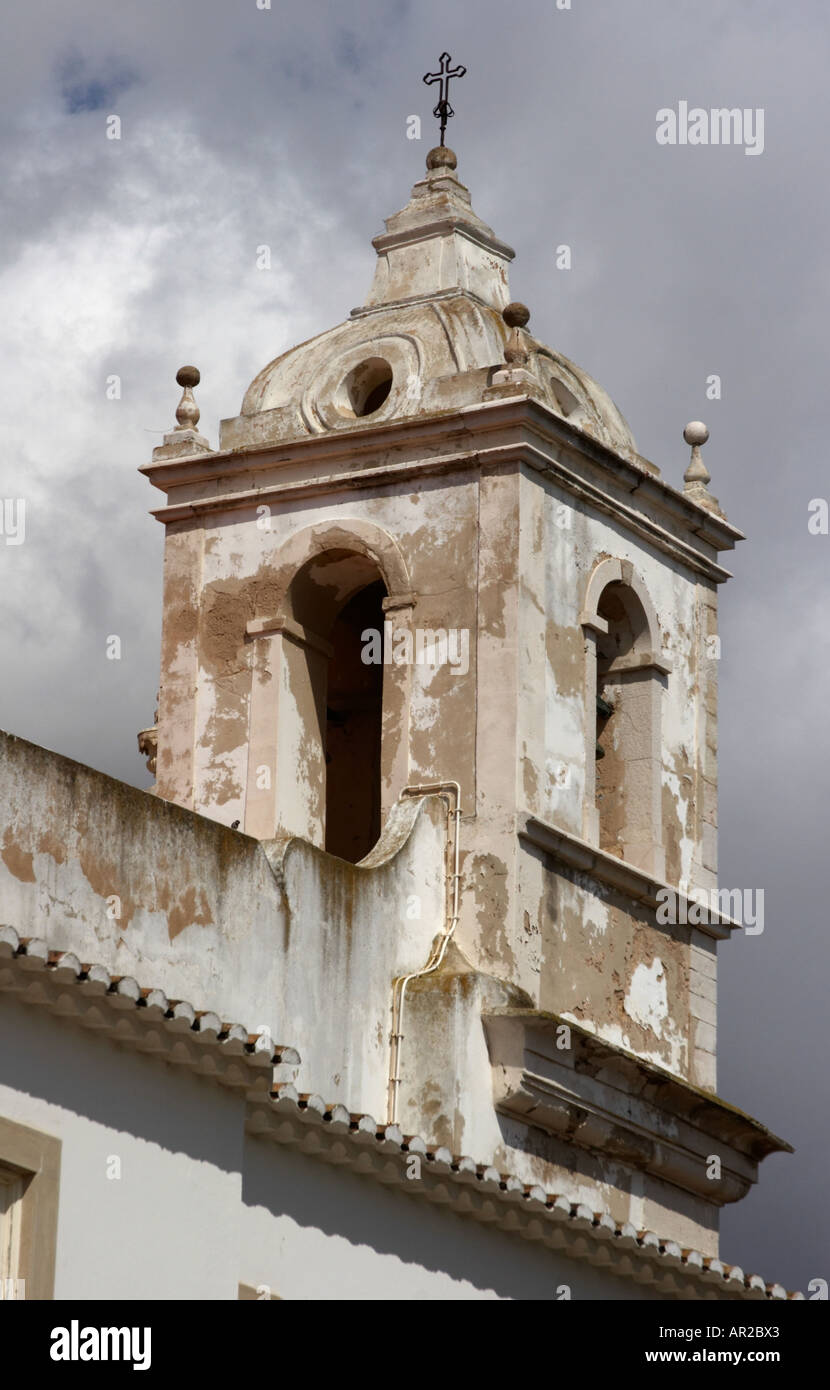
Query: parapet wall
0,730,446,1119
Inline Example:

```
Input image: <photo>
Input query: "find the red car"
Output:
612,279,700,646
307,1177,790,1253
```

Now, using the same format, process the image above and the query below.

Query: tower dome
220,148,639,462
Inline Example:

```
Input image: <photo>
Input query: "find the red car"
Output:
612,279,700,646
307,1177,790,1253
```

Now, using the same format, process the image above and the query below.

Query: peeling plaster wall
526,469,703,877
509,469,718,1087
159,478,483,833
0,731,446,1121
143,385,733,1206
154,518,202,808
524,851,694,1076
370,455,721,1093
0,730,723,1256
398,960,720,1256
151,440,722,1093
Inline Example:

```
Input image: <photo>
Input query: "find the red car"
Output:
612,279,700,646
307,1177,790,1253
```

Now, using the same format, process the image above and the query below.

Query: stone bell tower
141,143,788,1255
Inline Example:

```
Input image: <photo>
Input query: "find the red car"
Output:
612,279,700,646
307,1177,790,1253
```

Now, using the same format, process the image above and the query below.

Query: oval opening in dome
548,373,580,418
335,358,393,419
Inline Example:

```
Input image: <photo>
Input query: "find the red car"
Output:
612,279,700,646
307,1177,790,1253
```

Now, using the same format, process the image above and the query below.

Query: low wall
0,730,446,1118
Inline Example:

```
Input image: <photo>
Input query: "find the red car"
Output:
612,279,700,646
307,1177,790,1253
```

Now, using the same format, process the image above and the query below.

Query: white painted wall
239,1135,659,1301
0,995,662,1301
0,997,242,1301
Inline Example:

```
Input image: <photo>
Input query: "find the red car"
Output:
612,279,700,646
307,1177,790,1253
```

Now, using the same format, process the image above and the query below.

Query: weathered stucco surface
0,730,444,1121
127,147,782,1258
144,418,732,1092
0,148,791,1289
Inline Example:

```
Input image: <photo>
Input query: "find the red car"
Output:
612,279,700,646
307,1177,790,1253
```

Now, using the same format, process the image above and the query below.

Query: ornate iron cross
423,52,466,146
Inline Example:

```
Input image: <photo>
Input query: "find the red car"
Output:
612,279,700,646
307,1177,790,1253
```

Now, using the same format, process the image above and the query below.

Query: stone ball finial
503,302,530,329
174,365,201,432
502,303,531,369
683,419,712,492
682,418,723,515
684,420,709,448
426,145,457,171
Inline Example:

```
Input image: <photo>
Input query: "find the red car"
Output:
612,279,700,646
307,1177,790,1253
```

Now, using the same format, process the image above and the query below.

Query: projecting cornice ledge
484,1010,792,1208
518,813,735,940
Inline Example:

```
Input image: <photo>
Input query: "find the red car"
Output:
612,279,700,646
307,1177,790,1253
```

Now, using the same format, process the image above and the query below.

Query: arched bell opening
284,549,389,864
325,580,386,862
580,561,667,879
593,581,663,872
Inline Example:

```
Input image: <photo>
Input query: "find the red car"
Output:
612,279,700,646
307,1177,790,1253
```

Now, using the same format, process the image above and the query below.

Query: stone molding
140,397,742,585
517,813,738,940
246,615,334,660
483,1010,790,1209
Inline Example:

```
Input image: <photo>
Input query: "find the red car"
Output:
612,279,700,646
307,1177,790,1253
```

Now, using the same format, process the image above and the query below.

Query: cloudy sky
1,0,827,1293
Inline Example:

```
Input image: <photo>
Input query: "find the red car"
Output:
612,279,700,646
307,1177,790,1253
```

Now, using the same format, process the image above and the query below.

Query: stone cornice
483,1010,791,1210
517,813,737,940
371,216,516,262
349,286,498,320
516,441,734,582
140,397,740,584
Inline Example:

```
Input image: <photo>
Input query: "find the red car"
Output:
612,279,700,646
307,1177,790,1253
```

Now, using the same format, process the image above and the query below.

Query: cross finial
423,52,466,146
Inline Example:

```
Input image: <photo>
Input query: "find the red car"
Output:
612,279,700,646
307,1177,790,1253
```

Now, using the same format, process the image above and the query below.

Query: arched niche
244,520,413,858
580,559,670,876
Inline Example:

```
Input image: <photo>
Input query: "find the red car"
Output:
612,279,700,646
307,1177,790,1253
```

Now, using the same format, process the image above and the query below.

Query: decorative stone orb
683,421,709,447
426,146,457,171
503,302,530,329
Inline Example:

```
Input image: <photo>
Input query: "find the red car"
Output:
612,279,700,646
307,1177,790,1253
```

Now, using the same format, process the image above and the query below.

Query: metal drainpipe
387,781,462,1126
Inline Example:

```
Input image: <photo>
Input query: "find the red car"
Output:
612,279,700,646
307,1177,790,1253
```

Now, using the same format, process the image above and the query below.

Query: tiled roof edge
0,926,801,1302
0,927,300,1090
253,1085,802,1303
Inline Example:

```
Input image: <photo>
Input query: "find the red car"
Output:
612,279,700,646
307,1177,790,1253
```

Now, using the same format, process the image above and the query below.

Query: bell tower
140,140,788,1255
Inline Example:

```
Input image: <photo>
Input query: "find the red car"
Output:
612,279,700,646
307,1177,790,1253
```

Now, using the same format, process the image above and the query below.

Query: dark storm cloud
57,49,139,114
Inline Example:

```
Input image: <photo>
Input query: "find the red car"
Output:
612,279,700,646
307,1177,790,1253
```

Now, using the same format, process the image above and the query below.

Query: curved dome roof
220,149,638,461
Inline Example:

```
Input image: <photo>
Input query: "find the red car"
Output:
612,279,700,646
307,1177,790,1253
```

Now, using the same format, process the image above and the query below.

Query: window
0,1167,24,1287
0,1116,61,1300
